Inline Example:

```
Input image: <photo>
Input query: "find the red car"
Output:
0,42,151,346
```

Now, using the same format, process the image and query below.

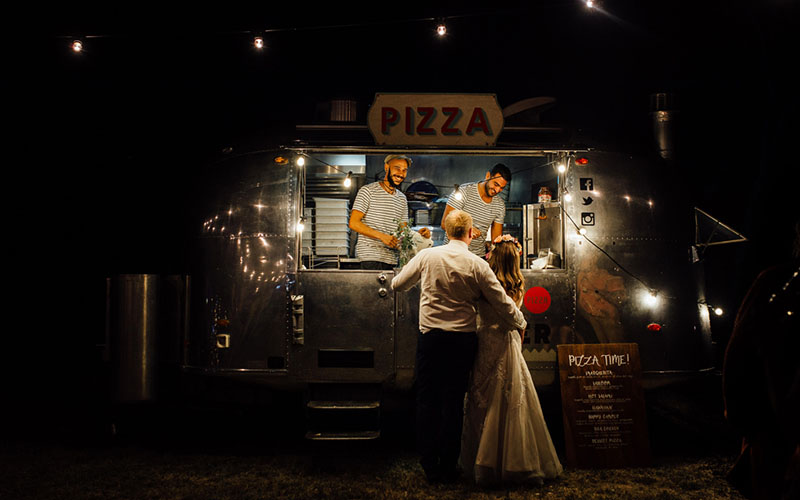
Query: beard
387,175,404,188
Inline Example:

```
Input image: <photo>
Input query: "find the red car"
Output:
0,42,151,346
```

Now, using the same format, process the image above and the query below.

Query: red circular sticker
524,286,551,314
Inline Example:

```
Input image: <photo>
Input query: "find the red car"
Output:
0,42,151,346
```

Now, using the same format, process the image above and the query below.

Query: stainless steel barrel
110,274,160,402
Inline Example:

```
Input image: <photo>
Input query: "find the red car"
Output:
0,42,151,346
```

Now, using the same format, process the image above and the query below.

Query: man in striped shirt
441,163,511,257
349,154,431,269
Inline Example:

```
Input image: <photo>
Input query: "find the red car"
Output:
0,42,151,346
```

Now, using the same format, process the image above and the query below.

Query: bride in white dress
460,236,563,486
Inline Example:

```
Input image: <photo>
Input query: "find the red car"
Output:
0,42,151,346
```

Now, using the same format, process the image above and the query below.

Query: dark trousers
415,329,478,475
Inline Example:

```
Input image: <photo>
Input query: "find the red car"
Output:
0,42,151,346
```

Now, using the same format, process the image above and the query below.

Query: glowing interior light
579,228,587,236
586,0,594,8
788,310,794,316
644,290,659,308
648,200,654,207
564,193,573,202
254,37,264,49
624,195,631,202
453,184,463,201
72,40,83,52
344,171,352,188
296,219,305,233
437,24,447,36
296,156,305,167
714,307,723,316
557,163,566,173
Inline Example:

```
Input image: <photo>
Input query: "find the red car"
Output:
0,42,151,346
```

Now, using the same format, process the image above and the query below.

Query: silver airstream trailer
113,94,729,439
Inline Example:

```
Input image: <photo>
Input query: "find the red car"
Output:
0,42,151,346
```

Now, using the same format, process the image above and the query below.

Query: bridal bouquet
393,219,415,267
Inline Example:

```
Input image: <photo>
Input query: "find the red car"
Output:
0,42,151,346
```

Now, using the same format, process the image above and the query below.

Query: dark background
10,1,798,426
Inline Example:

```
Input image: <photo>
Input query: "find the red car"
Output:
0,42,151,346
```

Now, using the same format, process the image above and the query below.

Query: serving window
298,151,568,270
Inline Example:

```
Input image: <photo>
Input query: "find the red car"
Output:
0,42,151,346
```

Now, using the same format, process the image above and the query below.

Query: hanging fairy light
436,23,447,36
296,217,306,233
564,192,573,202
296,156,305,167
644,289,659,308
71,40,84,53
557,162,566,173
254,36,264,49
714,307,724,316
343,171,353,188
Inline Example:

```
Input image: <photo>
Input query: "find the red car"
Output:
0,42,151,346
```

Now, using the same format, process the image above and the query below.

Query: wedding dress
460,297,563,485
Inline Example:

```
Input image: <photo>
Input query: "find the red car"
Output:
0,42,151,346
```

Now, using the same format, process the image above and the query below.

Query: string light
585,0,595,9
344,171,352,188
714,307,724,316
71,40,83,53
254,36,264,49
296,217,305,233
557,163,566,173
644,289,659,308
564,192,572,202
296,156,305,167
436,23,447,36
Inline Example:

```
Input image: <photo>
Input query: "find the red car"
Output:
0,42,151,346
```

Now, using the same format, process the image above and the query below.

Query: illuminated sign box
367,93,504,146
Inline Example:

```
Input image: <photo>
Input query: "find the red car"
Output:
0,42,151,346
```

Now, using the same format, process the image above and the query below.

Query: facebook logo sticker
580,178,594,191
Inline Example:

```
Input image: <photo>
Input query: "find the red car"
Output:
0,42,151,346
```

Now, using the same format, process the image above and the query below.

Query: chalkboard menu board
558,343,650,468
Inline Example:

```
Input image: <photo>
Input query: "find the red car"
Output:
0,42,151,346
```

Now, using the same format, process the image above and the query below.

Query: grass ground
1,374,745,499
0,439,743,500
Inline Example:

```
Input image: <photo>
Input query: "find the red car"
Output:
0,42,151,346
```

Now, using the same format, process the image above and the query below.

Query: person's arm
391,250,424,291
491,201,506,241
490,221,503,243
440,205,455,231
349,210,398,249
477,262,526,331
440,186,466,231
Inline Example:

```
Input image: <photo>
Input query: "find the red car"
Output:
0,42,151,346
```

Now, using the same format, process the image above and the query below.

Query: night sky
11,1,798,413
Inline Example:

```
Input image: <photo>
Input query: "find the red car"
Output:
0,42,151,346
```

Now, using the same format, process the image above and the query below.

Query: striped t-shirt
445,181,506,256
353,182,409,265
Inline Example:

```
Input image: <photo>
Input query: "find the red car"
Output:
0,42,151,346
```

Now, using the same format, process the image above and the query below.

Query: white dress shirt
391,240,527,334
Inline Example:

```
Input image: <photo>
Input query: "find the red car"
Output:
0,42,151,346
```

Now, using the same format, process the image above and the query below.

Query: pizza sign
524,286,551,314
367,93,504,146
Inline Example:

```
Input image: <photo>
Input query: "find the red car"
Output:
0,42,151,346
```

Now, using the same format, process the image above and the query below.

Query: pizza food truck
109,93,742,439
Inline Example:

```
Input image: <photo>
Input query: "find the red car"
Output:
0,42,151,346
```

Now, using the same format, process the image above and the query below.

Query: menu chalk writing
558,343,650,468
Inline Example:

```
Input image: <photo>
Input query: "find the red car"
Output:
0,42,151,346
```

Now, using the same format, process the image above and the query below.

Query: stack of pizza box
312,197,350,256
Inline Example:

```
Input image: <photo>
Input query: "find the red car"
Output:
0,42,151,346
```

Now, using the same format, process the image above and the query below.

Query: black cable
562,205,666,297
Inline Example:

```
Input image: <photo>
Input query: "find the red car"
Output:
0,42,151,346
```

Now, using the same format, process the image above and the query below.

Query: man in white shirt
391,209,527,483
